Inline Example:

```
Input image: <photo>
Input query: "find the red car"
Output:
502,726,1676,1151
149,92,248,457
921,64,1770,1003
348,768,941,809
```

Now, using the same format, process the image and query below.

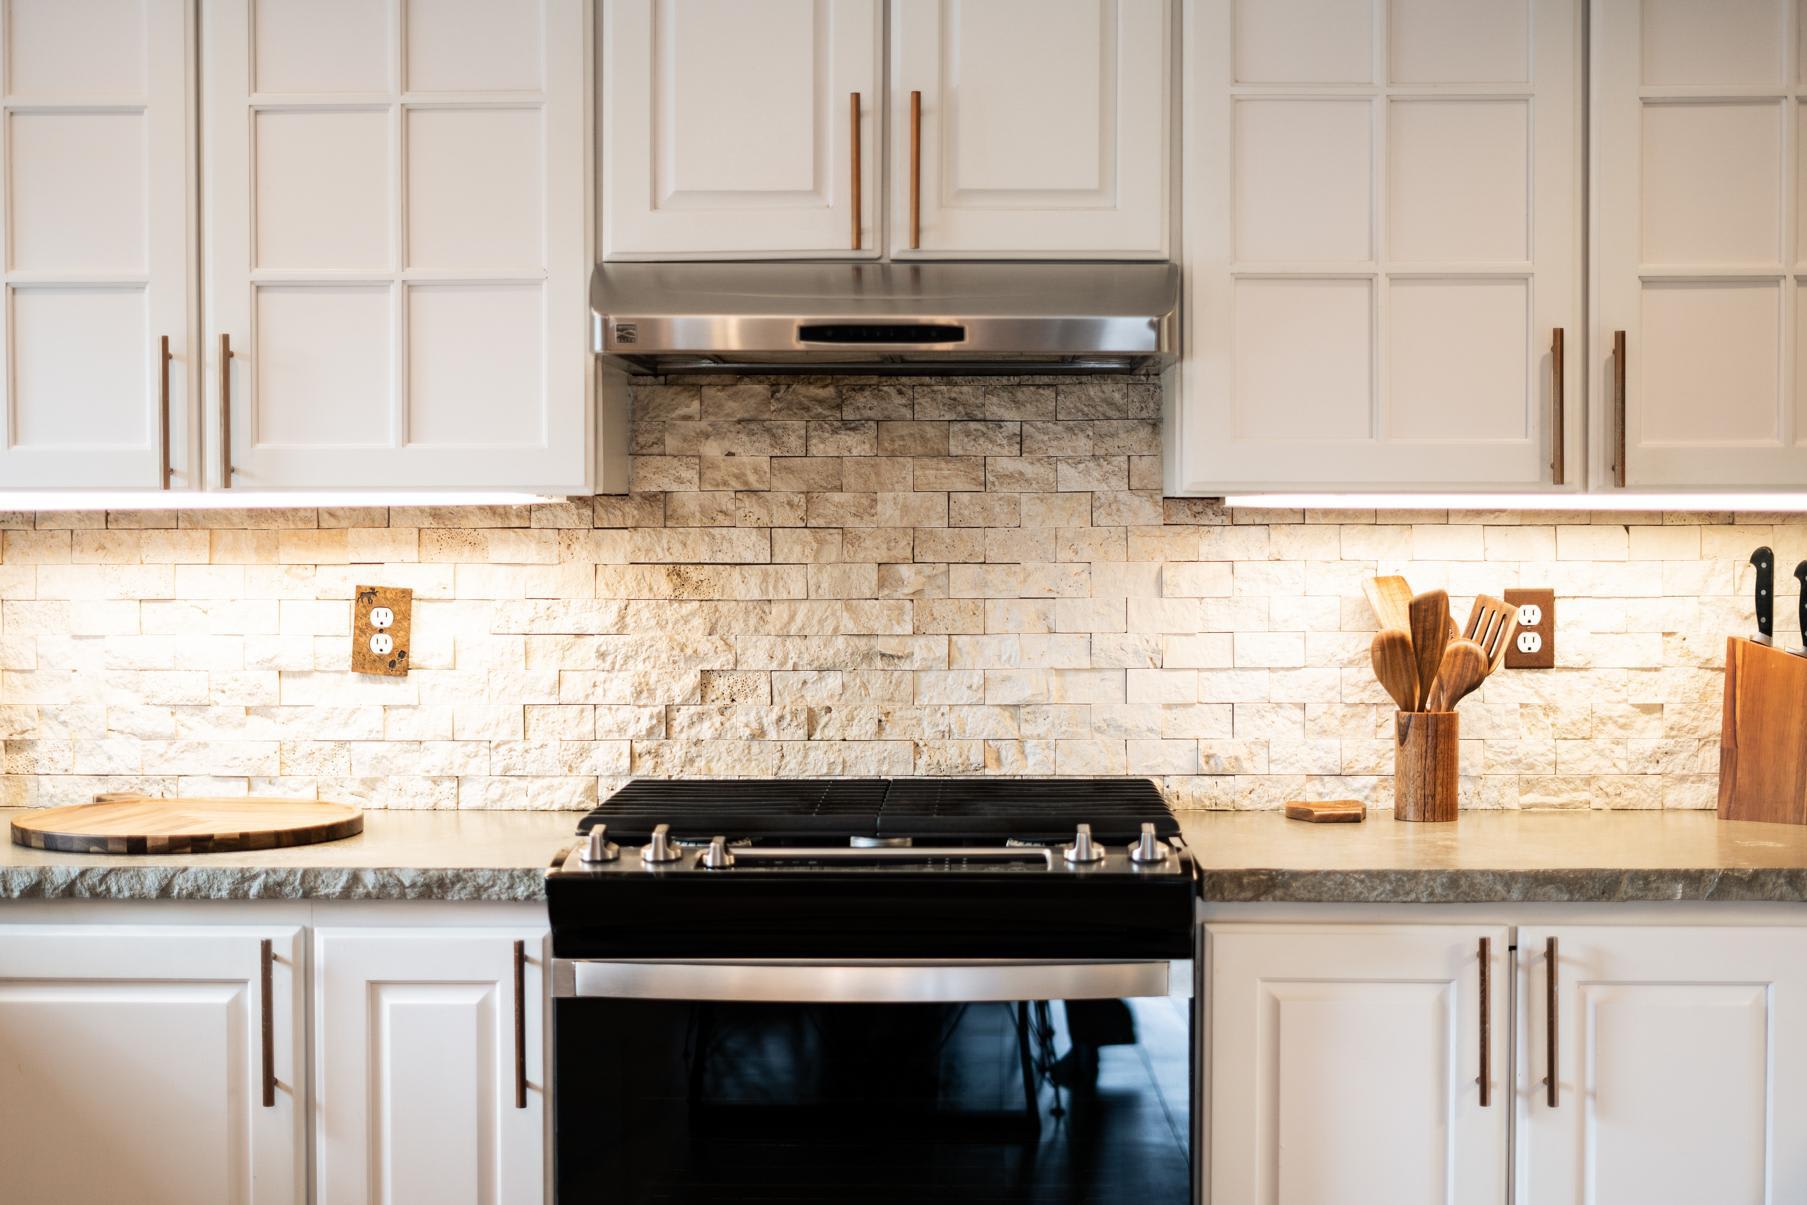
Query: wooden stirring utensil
1463,594,1521,677
1408,590,1450,714
1370,628,1419,713
1363,576,1414,632
1428,639,1488,711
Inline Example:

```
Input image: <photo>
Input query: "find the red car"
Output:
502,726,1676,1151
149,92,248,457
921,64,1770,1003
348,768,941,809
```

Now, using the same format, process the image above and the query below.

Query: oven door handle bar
730,845,1055,866
552,958,1192,1002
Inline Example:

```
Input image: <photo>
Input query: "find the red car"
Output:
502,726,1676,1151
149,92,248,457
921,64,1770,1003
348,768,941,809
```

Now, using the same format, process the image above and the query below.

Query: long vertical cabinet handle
909,90,922,250
513,939,528,1109
1477,936,1491,1107
850,92,862,251
1549,328,1565,486
158,336,172,489
1545,936,1559,1107
219,333,235,489
260,938,275,1108
1611,330,1627,488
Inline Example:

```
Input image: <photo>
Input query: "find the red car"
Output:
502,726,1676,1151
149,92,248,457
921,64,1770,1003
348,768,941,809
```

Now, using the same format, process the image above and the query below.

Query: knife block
1395,711,1459,823
1719,636,1807,824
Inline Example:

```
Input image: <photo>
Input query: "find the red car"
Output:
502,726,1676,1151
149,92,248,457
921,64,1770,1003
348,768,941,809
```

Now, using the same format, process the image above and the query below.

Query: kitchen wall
0,374,1780,812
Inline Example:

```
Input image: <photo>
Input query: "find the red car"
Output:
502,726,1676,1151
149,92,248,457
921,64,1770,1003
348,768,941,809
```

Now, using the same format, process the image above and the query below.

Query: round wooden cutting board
10,796,364,855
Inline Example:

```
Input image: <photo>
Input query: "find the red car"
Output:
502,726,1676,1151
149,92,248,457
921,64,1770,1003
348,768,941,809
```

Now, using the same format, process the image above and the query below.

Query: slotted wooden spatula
1370,628,1419,712
1408,590,1450,713
1463,594,1521,676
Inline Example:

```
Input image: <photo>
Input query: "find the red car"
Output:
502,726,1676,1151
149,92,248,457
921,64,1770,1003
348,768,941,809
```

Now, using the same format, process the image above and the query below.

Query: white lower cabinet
0,925,306,1205
313,926,549,1205
1515,926,1807,1204
1207,923,1509,1204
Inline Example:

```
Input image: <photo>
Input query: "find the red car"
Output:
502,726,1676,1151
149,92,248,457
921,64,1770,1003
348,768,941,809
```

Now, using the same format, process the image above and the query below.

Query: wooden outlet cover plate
352,584,412,676
1503,587,1554,669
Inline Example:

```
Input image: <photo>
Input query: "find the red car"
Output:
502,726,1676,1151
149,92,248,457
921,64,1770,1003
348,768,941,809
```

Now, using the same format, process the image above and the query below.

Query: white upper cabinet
1516,926,1807,1202
203,0,592,492
0,0,193,490
0,925,305,1205
1592,0,1807,488
313,927,548,1205
1173,0,1583,493
890,0,1170,258
1208,923,1509,1205
602,0,882,258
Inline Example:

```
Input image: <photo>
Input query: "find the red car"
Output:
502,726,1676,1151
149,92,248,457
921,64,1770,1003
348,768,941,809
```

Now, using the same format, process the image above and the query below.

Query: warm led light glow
1222,492,1807,513
0,491,564,512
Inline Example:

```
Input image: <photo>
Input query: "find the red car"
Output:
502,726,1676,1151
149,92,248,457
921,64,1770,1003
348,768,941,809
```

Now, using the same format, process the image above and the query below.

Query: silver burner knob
1063,823,1106,865
699,835,735,870
1128,822,1171,865
641,823,681,864
579,824,619,865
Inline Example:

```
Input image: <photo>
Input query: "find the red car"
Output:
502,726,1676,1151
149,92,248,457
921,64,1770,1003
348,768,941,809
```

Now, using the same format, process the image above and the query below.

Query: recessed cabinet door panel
0,0,191,489
892,0,1169,257
0,926,305,1205
1175,0,1581,492
314,928,547,1205
1515,926,1807,1203
1594,0,1807,486
602,0,882,258
204,0,590,491
1208,924,1509,1205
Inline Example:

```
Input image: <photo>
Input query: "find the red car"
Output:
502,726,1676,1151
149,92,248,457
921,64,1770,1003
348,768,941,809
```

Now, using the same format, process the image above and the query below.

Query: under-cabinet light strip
0,491,564,512
1222,493,1807,513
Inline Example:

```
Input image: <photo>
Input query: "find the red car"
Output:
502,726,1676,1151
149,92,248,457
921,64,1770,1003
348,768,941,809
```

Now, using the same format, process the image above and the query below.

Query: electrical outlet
352,585,412,676
1504,587,1555,669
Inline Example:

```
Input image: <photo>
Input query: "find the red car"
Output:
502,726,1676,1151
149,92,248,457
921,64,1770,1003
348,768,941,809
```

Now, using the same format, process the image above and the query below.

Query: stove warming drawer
552,957,1193,1003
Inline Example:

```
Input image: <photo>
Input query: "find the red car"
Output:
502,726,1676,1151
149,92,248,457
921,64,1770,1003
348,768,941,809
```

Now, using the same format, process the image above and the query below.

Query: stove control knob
579,824,619,865
641,823,682,865
699,835,735,870
1063,823,1106,865
1128,822,1171,865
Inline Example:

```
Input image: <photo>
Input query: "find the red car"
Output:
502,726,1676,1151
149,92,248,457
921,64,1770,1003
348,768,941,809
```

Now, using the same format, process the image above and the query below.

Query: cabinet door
0,0,192,489
314,927,548,1205
202,0,591,492
1516,926,1807,1203
601,0,881,258
1207,923,1508,1205
0,925,305,1205
1593,0,1807,487
1175,0,1582,492
891,0,1169,258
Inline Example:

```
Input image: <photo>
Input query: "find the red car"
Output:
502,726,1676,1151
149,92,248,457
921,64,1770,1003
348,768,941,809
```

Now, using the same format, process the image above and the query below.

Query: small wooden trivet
1285,800,1366,824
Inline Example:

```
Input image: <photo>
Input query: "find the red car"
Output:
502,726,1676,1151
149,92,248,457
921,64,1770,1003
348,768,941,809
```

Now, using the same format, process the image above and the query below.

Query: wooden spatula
1363,576,1414,632
1408,590,1449,713
1428,639,1488,711
1463,594,1521,676
1370,628,1419,712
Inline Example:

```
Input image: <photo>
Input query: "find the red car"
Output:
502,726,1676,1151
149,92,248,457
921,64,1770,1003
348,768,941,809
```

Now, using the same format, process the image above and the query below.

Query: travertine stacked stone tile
0,376,1788,812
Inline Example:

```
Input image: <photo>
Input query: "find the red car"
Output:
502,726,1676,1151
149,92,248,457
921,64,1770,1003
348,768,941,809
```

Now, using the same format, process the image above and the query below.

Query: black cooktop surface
574,777,1180,845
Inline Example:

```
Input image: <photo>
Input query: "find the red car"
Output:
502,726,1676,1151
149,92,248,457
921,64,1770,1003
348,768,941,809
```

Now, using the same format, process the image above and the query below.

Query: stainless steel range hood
592,261,1178,375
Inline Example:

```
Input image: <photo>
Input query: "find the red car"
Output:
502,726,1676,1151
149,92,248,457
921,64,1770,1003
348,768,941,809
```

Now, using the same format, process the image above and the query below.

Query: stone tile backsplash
0,375,1784,812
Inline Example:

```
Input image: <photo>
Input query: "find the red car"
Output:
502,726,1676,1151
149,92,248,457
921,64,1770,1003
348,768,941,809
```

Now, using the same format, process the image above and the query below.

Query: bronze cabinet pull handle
158,336,172,489
850,92,862,251
1545,935,1559,1107
1550,328,1565,486
909,90,922,250
260,938,275,1108
1611,331,1627,488
1477,936,1491,1107
219,333,234,489
513,939,527,1109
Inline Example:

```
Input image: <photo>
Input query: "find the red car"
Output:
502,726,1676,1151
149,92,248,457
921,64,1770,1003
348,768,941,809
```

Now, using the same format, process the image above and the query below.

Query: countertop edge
0,865,548,902
1200,867,1807,904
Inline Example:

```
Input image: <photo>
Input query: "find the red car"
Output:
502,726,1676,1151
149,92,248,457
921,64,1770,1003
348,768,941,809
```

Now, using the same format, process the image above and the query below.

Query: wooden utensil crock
1719,636,1807,824
1395,710,1459,822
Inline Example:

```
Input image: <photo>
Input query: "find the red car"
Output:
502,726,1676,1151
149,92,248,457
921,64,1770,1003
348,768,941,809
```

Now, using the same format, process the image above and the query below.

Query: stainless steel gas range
546,777,1199,1204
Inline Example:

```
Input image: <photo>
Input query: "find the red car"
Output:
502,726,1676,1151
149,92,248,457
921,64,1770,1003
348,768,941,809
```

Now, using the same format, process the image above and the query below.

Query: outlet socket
352,585,412,676
1503,587,1554,669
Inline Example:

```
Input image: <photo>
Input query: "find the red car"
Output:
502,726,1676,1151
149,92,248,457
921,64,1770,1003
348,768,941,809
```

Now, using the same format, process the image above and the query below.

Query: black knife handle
1753,547,1775,637
1795,560,1807,648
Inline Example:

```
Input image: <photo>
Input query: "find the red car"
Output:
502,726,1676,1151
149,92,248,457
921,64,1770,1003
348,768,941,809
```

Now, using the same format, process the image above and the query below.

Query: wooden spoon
1408,590,1450,713
1362,576,1414,632
1370,628,1419,713
1427,639,1487,711
1463,594,1522,677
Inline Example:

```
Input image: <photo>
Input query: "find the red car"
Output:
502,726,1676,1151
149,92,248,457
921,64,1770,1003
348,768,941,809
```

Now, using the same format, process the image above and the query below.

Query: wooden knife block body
1720,636,1807,824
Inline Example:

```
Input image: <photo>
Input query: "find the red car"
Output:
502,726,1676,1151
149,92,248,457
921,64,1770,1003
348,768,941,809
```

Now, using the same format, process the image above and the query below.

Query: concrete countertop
6,807,1807,904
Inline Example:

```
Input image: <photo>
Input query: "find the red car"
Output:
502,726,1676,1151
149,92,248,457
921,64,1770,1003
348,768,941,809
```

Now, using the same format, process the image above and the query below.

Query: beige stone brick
631,455,700,492
986,456,1056,492
914,528,985,563
879,491,948,528
808,563,879,599
913,597,984,633
1054,597,1126,632
1054,738,1126,774
1128,669,1198,703
839,456,911,493
699,454,771,491
1557,524,1629,560
841,528,914,563
666,419,806,457
949,421,1020,456
4,530,70,563
950,493,1021,528
1056,456,1127,492
913,456,986,492
983,384,1056,420
916,670,985,704
987,527,1055,563
665,492,739,527
841,383,914,419
877,421,949,456
593,493,666,529
878,562,949,598
806,492,878,528
807,420,878,456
